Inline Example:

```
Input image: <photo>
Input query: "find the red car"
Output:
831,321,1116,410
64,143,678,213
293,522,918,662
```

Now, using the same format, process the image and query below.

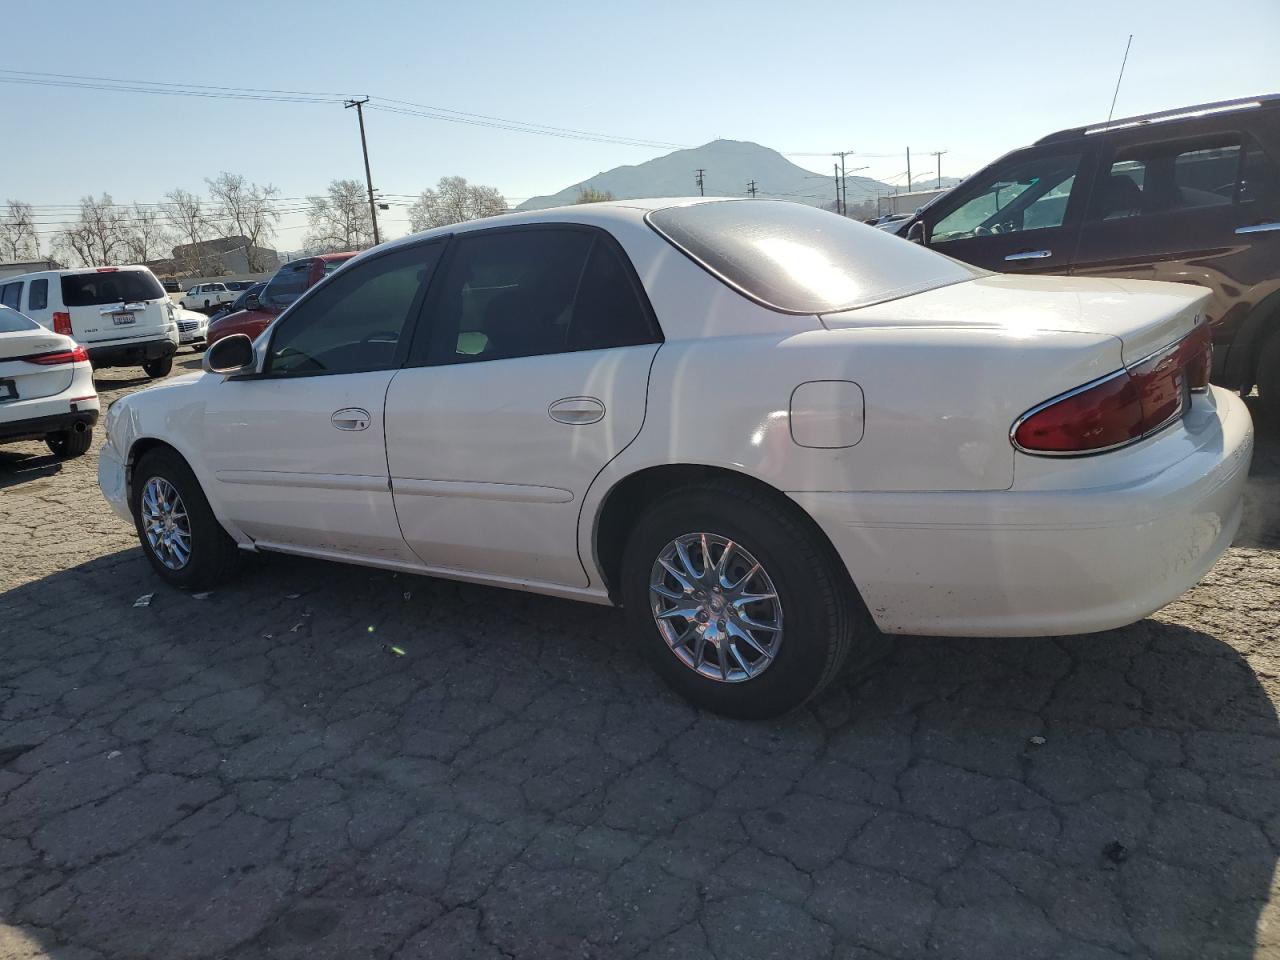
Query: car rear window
0,305,39,333
647,200,982,314
60,270,165,306
261,260,314,310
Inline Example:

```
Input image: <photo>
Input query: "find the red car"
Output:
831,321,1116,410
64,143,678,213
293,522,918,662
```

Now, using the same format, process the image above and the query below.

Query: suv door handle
331,408,370,431
1236,222,1280,235
1004,249,1053,261
548,397,605,425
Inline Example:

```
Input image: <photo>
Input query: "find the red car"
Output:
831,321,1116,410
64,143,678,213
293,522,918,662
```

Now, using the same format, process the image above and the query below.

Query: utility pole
930,150,948,189
906,146,912,192
834,163,841,214
344,97,380,246
695,168,706,196
831,150,855,215
747,180,757,198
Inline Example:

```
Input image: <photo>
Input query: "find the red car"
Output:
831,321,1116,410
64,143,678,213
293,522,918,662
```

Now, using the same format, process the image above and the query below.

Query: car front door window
266,246,440,377
931,152,1082,243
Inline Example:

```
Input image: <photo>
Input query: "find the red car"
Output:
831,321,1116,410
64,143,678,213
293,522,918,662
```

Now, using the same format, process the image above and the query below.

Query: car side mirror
203,333,256,376
243,293,261,311
906,220,926,245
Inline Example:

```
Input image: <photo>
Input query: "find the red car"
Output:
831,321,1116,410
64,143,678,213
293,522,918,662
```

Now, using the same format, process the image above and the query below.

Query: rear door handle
331,407,370,431
1004,249,1053,261
1236,222,1280,235
548,397,605,425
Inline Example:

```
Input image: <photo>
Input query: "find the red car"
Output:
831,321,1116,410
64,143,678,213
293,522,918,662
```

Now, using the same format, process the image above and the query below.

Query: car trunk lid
0,328,76,400
820,274,1209,367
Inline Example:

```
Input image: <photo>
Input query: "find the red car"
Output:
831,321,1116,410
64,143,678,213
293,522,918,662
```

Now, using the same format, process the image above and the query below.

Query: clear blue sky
5,0,1278,251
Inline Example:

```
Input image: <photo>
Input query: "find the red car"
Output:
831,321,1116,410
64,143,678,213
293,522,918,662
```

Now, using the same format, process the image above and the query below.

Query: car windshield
0,305,39,332
61,270,165,306
260,261,313,310
647,200,982,314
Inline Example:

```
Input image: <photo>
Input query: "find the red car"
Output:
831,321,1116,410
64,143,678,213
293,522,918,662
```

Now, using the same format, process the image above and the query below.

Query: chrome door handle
331,407,370,431
1236,222,1280,235
548,396,605,425
1004,249,1053,261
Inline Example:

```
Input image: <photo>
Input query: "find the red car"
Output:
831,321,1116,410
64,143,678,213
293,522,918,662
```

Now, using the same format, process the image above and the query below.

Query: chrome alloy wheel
140,476,192,571
649,532,784,683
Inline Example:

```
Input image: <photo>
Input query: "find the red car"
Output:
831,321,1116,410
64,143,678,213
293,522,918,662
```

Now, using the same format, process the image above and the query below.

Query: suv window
61,270,164,306
28,279,48,311
422,227,659,364
260,260,314,311
931,152,1081,242
1093,138,1245,220
0,282,22,310
265,244,440,377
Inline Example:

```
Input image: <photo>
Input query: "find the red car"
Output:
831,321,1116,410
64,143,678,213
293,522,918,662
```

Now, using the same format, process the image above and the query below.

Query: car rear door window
27,278,48,312
265,244,441,377
1239,141,1280,204
420,227,659,364
1092,138,1245,220
0,282,23,310
930,152,1082,242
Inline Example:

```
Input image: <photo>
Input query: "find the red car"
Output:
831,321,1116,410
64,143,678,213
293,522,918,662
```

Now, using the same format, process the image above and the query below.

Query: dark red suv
900,94,1280,415
206,252,357,347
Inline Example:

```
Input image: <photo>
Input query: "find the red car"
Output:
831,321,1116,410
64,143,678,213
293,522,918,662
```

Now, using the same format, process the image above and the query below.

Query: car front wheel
620,480,856,719
131,448,242,589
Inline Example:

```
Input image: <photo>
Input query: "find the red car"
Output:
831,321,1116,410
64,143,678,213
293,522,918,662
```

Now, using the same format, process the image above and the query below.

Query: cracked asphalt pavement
2,357,1280,960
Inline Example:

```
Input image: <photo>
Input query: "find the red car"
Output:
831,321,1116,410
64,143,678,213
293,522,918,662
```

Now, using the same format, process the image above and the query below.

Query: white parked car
180,282,237,312
98,199,1253,718
0,266,178,378
0,305,99,458
174,306,208,349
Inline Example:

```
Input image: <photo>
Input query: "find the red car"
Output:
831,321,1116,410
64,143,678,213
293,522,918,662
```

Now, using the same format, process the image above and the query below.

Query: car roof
1036,92,1280,144
373,196,729,256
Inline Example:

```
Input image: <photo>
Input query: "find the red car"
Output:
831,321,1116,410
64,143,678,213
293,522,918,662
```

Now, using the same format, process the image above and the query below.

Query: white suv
0,266,179,378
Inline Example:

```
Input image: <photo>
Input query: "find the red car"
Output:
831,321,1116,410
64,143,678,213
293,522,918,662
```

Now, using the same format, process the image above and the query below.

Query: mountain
517,140,899,211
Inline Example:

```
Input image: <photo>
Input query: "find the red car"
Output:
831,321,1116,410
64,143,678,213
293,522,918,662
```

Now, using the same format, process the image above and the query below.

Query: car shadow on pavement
1,544,1277,959
0,450,62,489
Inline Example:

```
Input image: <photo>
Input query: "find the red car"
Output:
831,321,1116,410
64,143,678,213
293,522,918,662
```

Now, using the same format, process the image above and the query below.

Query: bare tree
53,194,126,267
304,179,376,253
407,176,507,232
206,172,280,272
163,188,211,276
120,203,172,264
0,200,40,261
574,187,615,204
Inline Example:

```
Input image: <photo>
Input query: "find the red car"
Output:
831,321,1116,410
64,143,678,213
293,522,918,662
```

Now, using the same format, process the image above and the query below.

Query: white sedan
0,305,99,458
98,199,1252,718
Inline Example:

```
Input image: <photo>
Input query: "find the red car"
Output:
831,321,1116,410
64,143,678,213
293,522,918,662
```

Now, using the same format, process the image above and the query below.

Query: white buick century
99,199,1253,718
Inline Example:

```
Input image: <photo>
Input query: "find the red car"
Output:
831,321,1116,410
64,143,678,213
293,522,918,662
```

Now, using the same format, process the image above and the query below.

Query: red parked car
205,253,357,347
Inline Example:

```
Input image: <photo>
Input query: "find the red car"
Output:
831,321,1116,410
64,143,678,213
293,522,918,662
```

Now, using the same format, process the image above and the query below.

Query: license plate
111,312,136,325
0,379,16,402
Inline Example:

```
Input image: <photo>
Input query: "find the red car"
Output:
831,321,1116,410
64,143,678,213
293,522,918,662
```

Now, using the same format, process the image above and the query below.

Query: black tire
1257,332,1280,425
45,427,93,459
142,356,173,379
620,480,856,720
130,448,243,589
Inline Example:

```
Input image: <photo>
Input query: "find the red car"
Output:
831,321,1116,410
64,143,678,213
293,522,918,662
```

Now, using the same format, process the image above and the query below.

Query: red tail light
22,345,89,365
1013,325,1212,456
52,311,72,336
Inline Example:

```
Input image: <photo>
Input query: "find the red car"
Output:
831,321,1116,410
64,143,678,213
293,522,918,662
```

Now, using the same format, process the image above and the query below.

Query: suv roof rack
1035,93,1280,144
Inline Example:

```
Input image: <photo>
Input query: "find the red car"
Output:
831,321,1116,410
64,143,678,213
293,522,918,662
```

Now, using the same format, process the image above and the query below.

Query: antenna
1105,34,1134,129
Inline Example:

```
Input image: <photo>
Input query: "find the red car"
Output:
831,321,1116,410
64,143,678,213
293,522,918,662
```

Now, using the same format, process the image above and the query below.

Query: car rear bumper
87,337,177,367
0,407,99,443
790,387,1254,637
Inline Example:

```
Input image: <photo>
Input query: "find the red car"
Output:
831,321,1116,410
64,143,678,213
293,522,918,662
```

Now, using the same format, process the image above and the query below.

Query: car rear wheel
142,356,173,379
131,448,243,589
45,427,92,459
620,480,856,719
